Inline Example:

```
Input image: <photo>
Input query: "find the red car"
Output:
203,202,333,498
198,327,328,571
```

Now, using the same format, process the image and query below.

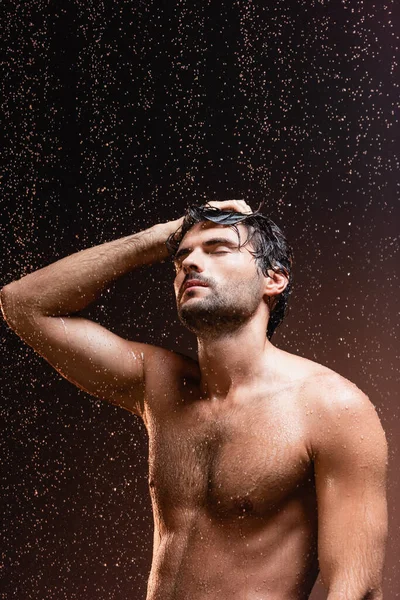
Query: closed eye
173,238,238,269
210,244,233,254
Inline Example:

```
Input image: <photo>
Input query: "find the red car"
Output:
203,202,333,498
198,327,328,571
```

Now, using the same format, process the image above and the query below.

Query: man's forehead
178,221,246,248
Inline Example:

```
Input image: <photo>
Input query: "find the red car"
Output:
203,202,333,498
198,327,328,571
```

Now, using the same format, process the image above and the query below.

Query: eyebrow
174,237,239,262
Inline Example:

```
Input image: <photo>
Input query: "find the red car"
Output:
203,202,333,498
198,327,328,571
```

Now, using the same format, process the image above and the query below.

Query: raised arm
0,217,182,416
312,379,388,599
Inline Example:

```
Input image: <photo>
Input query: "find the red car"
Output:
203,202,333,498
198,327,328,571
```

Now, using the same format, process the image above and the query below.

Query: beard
176,274,263,339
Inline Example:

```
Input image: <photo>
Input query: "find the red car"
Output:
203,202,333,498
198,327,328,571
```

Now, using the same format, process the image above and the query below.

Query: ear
263,269,289,303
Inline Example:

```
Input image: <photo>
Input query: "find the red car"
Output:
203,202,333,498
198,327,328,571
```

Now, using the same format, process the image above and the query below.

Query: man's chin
177,298,248,338
178,298,213,327
180,286,209,301
178,296,209,316
180,294,203,306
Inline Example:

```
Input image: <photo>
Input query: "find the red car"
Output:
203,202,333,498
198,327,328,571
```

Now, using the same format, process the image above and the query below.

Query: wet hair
166,202,294,340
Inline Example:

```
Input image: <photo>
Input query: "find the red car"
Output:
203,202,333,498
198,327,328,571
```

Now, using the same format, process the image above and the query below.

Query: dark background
1,1,399,598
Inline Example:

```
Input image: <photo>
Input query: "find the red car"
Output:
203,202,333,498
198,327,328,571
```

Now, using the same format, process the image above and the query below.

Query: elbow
327,586,383,600
0,283,16,324
361,589,383,600
0,282,33,331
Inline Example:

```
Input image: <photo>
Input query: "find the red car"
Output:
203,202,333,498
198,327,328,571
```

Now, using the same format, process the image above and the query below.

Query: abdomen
147,480,319,600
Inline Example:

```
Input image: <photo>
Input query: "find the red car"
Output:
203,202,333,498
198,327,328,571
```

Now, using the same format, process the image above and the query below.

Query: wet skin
142,347,327,600
2,212,387,600
139,221,321,598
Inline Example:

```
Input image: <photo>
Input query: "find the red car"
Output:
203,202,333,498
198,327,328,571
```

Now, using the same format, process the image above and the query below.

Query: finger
232,200,252,214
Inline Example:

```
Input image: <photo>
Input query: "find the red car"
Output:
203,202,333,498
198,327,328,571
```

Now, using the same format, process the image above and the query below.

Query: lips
183,279,209,292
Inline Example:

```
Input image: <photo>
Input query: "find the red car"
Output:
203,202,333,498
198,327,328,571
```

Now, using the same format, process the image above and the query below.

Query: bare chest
145,393,313,521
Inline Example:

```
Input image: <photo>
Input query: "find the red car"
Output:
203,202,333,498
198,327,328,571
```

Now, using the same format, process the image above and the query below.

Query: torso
140,347,333,600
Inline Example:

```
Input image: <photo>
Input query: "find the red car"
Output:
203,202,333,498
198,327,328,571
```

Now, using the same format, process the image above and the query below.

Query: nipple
237,497,253,513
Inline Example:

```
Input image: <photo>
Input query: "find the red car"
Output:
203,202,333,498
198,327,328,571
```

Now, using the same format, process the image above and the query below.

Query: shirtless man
1,200,388,599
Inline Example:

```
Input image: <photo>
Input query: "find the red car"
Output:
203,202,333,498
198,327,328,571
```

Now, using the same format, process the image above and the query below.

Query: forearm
1,220,180,322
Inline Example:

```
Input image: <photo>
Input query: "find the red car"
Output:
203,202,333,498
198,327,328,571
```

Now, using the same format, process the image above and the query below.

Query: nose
181,249,204,274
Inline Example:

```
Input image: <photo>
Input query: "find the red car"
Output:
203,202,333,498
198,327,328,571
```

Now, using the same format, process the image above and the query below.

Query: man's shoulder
279,348,370,409
306,364,369,412
271,349,386,462
301,363,387,467
276,349,378,432
291,355,383,445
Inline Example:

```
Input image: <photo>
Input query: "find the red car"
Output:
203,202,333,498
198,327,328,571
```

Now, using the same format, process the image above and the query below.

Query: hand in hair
203,199,253,215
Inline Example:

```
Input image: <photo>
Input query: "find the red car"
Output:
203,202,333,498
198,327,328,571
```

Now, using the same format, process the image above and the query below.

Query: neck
196,317,276,399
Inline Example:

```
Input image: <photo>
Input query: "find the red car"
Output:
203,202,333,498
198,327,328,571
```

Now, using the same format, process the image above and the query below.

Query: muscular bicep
11,313,153,415
313,384,388,596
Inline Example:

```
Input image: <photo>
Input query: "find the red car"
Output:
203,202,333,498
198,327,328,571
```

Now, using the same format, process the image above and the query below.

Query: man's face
173,221,266,337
